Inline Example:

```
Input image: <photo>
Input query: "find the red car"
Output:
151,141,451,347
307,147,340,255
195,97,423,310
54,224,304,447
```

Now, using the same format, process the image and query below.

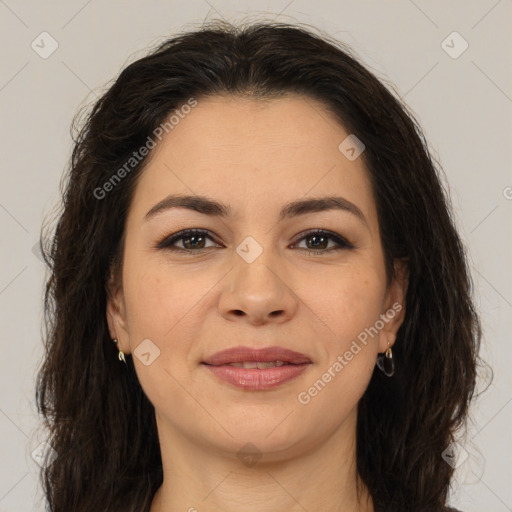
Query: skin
107,94,408,512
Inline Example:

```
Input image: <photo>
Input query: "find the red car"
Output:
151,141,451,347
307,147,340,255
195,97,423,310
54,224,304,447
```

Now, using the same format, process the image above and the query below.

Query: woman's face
107,94,407,460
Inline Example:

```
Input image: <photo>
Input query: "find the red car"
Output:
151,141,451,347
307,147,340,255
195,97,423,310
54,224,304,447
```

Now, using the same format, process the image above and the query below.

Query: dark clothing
374,504,462,511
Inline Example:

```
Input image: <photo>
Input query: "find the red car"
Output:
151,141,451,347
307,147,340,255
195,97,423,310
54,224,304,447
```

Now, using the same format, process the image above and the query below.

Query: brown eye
293,230,354,255
156,229,219,251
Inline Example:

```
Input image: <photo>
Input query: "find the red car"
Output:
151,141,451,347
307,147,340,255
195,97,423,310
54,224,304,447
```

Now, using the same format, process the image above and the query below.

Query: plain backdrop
0,1,511,511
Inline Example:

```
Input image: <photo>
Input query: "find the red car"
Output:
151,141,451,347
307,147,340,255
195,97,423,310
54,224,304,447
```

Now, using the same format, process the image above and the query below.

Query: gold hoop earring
112,338,127,365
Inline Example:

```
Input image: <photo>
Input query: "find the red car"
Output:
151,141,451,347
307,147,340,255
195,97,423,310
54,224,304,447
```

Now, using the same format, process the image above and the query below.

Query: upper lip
202,346,312,366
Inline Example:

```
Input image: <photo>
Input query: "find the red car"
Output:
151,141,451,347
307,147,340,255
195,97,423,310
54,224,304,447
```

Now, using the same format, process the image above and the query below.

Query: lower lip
202,363,311,390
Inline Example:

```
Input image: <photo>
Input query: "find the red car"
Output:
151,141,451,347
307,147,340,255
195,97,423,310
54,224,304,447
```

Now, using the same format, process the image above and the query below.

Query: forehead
128,94,377,226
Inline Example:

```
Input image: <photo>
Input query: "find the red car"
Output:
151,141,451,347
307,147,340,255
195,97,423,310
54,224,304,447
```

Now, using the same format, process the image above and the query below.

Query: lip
201,346,312,391
202,346,312,366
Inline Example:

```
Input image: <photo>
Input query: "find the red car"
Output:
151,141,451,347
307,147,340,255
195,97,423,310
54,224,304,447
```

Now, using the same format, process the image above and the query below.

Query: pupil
185,235,204,249
308,235,327,250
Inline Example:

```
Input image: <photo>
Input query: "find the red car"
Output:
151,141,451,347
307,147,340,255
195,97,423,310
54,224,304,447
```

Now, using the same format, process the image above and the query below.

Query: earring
376,340,395,377
112,338,127,365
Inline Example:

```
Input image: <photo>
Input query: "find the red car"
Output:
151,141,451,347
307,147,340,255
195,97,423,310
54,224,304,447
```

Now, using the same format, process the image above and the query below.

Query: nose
218,250,298,326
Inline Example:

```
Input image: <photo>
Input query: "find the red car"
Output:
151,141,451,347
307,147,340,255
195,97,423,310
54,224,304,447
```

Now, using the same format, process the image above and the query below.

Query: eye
155,228,355,255
291,229,355,255
155,229,220,252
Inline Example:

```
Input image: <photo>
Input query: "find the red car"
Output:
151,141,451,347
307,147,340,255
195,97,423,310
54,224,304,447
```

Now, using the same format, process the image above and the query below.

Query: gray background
1,1,511,511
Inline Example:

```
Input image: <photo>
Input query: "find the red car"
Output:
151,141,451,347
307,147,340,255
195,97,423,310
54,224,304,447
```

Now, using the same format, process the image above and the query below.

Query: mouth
216,360,292,369
201,346,312,390
202,346,312,366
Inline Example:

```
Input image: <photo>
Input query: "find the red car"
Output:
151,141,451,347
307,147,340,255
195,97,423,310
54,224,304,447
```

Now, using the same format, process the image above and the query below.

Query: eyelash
155,228,355,256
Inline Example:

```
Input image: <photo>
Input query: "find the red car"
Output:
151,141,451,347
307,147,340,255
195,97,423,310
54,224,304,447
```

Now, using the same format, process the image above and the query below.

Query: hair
35,19,484,512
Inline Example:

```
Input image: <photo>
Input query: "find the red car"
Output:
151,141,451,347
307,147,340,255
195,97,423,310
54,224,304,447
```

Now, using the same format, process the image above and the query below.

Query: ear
106,266,131,355
378,257,409,353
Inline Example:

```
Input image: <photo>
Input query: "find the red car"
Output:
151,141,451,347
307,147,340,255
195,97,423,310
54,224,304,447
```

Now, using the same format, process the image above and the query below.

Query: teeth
256,361,278,369
226,360,288,369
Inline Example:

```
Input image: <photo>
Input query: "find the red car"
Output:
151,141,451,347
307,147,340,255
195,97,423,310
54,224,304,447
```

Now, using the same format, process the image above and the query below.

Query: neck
150,408,374,512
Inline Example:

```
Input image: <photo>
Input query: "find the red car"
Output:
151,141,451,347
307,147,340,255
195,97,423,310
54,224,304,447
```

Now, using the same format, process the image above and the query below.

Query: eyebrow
145,194,368,227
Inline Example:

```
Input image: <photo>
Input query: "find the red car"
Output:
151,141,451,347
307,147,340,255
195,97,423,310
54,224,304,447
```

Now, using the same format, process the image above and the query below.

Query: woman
35,20,482,512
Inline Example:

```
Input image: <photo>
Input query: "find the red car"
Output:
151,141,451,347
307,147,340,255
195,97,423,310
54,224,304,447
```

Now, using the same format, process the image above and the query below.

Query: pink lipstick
202,346,312,390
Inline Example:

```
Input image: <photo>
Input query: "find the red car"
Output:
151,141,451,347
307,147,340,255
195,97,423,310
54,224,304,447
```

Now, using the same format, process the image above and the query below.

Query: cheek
121,257,222,401
294,271,383,424
121,263,208,407
310,265,386,352
122,257,208,343
297,266,384,404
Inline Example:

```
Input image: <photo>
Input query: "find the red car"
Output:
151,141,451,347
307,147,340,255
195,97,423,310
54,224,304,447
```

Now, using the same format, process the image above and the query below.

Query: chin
216,414,309,454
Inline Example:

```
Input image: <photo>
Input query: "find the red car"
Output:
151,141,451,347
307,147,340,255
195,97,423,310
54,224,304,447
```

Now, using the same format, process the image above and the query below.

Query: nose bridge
232,233,285,298
218,233,297,323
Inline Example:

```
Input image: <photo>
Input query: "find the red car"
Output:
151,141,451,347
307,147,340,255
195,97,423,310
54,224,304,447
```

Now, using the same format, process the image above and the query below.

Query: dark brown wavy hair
35,19,484,512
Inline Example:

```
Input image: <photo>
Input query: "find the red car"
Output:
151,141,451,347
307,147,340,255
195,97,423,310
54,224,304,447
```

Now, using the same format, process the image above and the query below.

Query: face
107,94,407,460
